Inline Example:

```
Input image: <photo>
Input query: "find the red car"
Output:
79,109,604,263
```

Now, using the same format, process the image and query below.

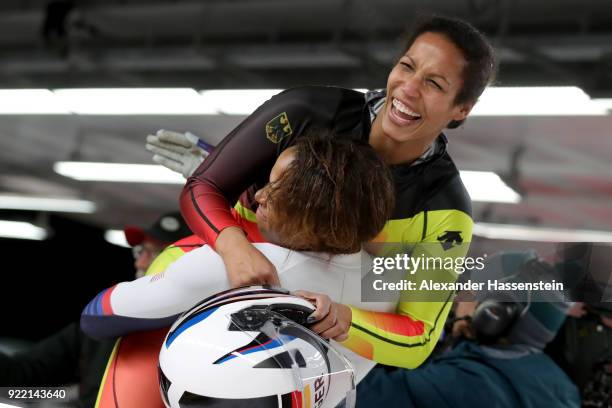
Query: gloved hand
145,129,214,179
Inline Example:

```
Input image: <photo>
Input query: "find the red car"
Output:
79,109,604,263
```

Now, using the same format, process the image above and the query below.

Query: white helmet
159,286,355,408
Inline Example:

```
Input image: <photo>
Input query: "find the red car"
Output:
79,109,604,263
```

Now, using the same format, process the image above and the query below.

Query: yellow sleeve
341,209,473,369
144,246,187,277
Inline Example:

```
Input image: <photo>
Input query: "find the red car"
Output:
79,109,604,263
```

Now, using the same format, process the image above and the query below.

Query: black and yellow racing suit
181,86,473,369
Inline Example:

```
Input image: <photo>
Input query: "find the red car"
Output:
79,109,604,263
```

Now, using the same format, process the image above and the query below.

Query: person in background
556,303,612,408
0,212,190,408
545,243,612,407
356,251,580,408
124,211,192,278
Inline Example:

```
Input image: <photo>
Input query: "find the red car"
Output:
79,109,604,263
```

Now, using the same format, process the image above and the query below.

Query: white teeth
392,98,421,118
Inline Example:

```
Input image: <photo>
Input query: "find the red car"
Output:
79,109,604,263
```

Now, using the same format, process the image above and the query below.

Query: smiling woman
378,32,470,147
151,14,497,371
369,18,496,164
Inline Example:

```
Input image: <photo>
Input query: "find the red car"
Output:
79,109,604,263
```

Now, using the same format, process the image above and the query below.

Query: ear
452,102,474,122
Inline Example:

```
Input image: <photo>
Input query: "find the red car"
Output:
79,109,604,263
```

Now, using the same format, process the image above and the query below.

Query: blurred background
1,0,612,339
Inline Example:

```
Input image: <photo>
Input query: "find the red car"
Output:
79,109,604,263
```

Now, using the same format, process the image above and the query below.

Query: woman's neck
369,110,431,165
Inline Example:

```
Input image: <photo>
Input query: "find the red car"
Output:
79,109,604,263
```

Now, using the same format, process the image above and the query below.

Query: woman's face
254,147,296,246
380,32,473,146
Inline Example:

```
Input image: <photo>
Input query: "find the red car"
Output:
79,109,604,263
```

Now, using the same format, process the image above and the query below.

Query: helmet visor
229,305,356,408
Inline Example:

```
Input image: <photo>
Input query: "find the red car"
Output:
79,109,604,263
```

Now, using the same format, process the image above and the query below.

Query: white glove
145,129,213,179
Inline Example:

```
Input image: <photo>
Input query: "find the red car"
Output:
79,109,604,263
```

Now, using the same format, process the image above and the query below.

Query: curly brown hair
265,132,395,254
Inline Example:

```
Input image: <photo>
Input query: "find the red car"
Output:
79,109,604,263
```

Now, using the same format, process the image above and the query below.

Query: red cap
123,225,147,247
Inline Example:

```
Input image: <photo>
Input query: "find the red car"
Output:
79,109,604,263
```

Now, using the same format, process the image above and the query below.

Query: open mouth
390,98,422,126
